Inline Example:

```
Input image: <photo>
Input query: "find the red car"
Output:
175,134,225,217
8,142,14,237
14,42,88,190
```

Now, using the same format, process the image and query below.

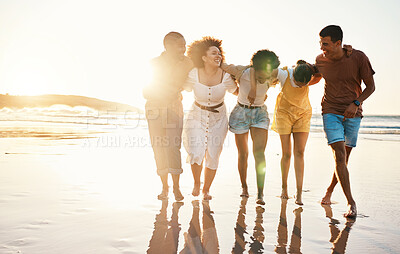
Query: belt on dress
195,101,224,113
238,102,262,109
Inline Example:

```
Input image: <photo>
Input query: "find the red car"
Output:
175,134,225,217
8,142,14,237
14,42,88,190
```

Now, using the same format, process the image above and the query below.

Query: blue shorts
323,113,362,147
229,104,270,134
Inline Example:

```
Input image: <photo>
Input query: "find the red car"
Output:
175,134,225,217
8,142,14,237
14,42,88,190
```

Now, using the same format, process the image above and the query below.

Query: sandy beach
0,117,399,254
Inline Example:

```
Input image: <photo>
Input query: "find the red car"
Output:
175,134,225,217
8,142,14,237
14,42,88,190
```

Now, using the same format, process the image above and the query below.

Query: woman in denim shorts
224,50,280,205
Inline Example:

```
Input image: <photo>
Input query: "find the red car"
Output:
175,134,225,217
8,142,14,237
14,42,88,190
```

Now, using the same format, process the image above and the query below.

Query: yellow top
271,67,312,131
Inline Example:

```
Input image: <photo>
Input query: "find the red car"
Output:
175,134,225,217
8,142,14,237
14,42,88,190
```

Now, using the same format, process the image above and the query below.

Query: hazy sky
0,0,399,115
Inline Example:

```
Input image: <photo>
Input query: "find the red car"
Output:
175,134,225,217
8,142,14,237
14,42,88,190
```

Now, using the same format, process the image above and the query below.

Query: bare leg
275,198,288,253
330,141,356,218
321,146,352,205
166,101,184,202
250,127,268,205
235,133,249,197
191,163,203,196
158,174,169,200
203,167,216,200
279,134,292,199
171,174,184,201
293,132,309,205
289,206,303,253
332,218,355,253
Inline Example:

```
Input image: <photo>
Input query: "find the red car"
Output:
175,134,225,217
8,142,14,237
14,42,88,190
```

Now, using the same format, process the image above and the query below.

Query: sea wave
0,105,141,117
1,107,400,136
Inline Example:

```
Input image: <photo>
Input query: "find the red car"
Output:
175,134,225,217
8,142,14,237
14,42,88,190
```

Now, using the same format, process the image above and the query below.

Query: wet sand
0,126,399,253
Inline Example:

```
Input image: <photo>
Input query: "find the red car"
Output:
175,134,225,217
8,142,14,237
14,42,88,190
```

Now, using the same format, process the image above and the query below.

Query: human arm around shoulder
247,68,256,104
220,63,249,81
183,68,197,92
307,73,322,86
307,63,322,86
343,44,353,57
174,56,194,90
270,68,279,86
223,72,239,94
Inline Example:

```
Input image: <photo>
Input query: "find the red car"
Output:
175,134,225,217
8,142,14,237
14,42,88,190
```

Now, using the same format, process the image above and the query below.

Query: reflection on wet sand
231,197,265,254
275,199,302,254
322,204,355,254
180,200,219,254
232,197,248,253
249,205,265,253
144,191,353,254
147,200,184,254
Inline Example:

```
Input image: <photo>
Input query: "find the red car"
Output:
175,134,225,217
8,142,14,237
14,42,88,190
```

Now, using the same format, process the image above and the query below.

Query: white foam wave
0,105,99,117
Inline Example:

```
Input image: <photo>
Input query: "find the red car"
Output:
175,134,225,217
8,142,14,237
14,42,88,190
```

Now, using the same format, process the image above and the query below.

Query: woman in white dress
183,37,237,200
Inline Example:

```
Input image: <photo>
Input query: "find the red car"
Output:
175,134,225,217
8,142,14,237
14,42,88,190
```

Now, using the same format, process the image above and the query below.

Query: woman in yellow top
270,60,320,205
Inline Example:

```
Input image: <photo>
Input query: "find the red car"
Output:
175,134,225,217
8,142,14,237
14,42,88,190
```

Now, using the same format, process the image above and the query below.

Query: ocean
1,105,399,141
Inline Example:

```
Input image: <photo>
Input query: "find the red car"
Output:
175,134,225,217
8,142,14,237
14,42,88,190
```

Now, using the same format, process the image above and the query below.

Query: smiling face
255,69,272,84
319,36,342,60
202,46,222,67
165,37,186,58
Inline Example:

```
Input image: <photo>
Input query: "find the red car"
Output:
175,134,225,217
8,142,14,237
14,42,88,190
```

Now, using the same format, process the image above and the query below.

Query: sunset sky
0,0,398,115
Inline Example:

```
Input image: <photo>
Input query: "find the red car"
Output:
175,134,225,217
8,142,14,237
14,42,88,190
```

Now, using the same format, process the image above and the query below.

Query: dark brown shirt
316,49,375,117
143,52,193,103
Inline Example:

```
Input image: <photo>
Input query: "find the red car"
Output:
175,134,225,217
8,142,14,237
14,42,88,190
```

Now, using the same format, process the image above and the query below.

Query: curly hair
187,36,225,68
251,49,280,72
293,60,315,84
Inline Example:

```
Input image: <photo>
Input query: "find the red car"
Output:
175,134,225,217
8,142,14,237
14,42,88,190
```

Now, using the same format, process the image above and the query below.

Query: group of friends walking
143,25,376,218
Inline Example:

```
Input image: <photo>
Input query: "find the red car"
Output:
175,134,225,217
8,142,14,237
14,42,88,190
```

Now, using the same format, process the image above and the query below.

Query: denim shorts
323,113,362,147
229,104,270,134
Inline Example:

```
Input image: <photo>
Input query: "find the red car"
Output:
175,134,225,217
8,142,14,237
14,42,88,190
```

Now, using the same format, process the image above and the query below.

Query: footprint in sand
356,213,369,218
0,245,21,254
111,238,136,253
60,207,94,216
61,198,82,204
19,220,52,230
6,237,38,247
10,192,30,197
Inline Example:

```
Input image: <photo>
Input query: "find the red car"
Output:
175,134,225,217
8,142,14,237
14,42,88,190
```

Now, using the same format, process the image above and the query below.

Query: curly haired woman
183,37,237,200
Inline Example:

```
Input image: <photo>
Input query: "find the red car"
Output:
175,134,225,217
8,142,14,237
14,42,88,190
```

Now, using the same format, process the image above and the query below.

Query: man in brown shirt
143,32,193,201
315,25,375,218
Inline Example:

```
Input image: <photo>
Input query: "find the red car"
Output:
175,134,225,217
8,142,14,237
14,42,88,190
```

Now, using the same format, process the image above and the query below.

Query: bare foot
295,192,303,206
280,189,289,199
256,198,265,205
157,188,168,200
322,204,340,225
192,200,200,209
192,183,200,197
240,187,249,198
173,201,184,210
321,204,334,218
293,207,303,215
203,192,212,201
256,193,265,205
344,203,357,218
173,187,184,202
321,191,332,205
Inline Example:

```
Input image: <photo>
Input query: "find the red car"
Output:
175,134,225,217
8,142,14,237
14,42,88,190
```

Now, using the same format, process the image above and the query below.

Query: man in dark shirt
315,25,375,218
